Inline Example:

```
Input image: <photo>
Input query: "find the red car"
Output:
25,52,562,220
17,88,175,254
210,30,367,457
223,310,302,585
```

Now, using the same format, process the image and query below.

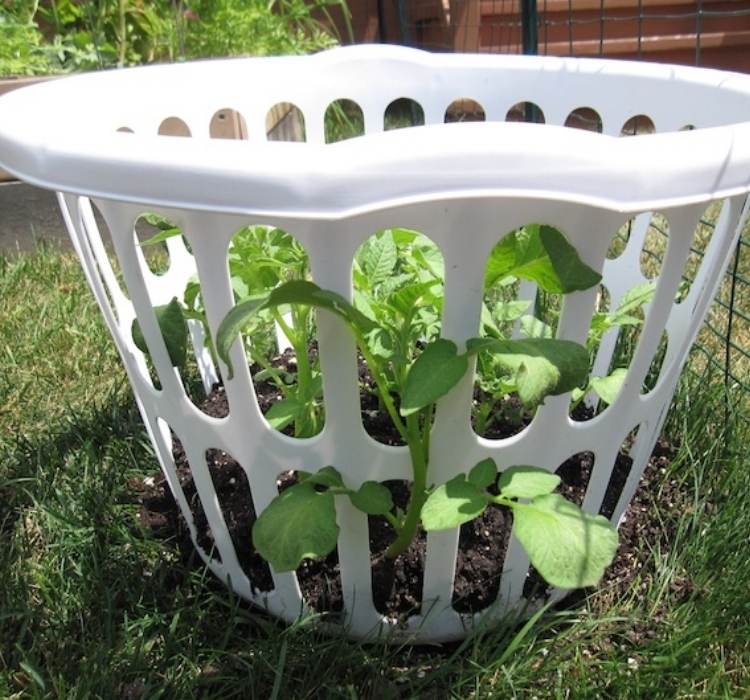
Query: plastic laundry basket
1,45,748,643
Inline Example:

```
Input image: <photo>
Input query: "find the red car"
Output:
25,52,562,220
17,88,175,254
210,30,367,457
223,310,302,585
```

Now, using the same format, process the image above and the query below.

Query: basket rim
1,44,750,215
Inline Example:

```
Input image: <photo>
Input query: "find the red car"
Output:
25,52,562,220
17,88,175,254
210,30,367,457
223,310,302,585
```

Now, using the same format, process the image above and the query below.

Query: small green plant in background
0,1,57,76
214,225,620,590
0,0,349,75
570,280,656,408
135,223,325,437
183,0,347,61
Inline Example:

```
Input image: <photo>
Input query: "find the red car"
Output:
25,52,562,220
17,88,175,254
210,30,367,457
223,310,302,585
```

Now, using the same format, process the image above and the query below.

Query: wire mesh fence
640,208,750,422
372,1,750,71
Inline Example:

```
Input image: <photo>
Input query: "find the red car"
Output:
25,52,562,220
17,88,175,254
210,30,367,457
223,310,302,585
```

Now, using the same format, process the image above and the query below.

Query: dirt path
0,181,69,254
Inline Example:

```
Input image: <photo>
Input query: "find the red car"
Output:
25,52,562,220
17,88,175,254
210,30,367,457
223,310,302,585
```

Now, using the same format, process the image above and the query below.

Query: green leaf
363,229,397,285
349,481,393,515
388,280,440,319
481,303,502,338
468,458,498,488
264,398,305,431
412,245,445,280
497,465,560,499
138,227,182,247
520,315,554,339
352,288,377,320
590,368,628,405
18,660,45,692
485,225,601,293
614,315,642,327
466,337,590,408
131,297,188,368
616,281,656,317
252,483,338,572
589,282,655,348
303,466,345,489
589,312,611,338
216,281,377,379
367,328,395,360
493,300,532,323
540,226,602,293
231,275,249,300
378,273,413,298
215,295,267,379
184,278,201,309
254,367,295,385
390,227,418,246
400,339,468,416
512,493,618,588
142,212,177,230
307,373,324,401
421,475,490,531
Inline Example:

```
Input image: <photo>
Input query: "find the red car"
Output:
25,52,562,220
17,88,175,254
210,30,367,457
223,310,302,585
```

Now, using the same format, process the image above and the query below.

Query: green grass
1,243,749,698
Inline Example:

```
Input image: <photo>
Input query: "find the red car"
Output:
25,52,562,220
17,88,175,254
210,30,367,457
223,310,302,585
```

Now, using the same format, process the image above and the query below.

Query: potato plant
136,223,658,590
214,225,623,589
136,223,325,437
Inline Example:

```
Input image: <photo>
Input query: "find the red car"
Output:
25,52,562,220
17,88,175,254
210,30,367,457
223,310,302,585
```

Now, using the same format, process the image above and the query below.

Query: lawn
1,243,749,698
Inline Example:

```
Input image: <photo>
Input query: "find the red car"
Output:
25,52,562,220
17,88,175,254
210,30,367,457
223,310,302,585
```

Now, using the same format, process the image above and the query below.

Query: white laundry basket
1,45,749,643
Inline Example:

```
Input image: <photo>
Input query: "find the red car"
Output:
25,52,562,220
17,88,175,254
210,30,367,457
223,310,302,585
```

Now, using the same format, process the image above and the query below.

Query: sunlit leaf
468,458,498,488
512,493,618,588
252,483,338,572
497,465,560,499
422,475,490,530
520,315,554,339
466,337,589,407
493,300,532,323
264,398,305,431
591,368,628,405
485,225,601,293
400,339,468,415
363,229,397,285
349,481,393,515
216,281,377,379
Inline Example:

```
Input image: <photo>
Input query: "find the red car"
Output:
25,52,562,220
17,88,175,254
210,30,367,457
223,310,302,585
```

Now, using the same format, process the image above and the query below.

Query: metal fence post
521,0,538,55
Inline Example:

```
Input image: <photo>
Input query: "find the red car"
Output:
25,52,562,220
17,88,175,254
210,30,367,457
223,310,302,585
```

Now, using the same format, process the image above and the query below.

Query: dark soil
368,481,424,617
134,357,677,620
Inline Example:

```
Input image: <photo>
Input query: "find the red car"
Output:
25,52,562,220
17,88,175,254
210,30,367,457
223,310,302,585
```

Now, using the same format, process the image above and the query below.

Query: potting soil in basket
134,353,673,621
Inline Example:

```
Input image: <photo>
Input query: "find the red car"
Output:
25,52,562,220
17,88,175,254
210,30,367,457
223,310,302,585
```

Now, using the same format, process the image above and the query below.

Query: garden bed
133,352,678,621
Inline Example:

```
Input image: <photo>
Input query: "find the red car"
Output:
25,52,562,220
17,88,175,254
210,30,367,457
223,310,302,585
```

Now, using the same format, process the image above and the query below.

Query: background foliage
0,0,347,76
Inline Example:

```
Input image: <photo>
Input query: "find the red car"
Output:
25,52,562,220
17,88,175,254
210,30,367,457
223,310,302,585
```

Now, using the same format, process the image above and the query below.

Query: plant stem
274,308,314,435
352,329,409,444
384,413,428,558
422,403,433,457
384,511,401,530
350,328,432,558
569,382,590,412
492,495,527,510
245,344,284,390
118,0,127,67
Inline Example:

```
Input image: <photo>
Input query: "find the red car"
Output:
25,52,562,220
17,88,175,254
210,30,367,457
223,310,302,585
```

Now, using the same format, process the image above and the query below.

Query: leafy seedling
217,224,618,588
253,467,394,571
422,461,618,589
